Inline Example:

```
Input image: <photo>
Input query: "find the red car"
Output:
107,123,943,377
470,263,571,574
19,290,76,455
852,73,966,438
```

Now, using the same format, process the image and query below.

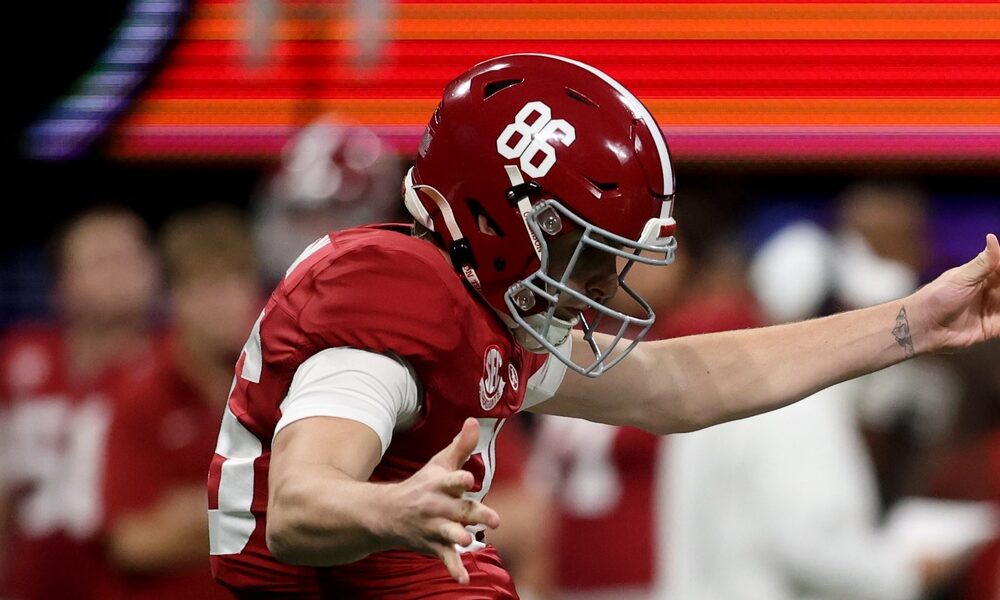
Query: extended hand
910,233,1000,354
386,418,500,584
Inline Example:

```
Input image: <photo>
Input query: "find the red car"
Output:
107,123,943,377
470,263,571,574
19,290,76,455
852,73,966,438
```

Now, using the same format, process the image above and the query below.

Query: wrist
899,290,943,356
364,482,404,551
892,296,922,358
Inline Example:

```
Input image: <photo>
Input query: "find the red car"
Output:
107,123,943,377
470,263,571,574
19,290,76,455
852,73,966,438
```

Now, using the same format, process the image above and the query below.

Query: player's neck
411,222,454,267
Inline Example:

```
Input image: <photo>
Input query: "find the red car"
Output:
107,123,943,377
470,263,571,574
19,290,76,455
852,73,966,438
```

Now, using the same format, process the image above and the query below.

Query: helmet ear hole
466,198,505,237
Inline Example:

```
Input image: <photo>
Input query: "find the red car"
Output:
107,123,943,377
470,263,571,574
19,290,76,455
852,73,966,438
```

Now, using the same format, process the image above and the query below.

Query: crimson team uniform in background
537,423,660,595
529,293,762,598
100,338,233,600
930,430,1000,600
0,325,156,600
209,225,565,598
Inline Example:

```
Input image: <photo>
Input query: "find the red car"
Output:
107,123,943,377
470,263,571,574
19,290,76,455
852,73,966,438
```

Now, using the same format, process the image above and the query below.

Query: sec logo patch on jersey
479,345,506,411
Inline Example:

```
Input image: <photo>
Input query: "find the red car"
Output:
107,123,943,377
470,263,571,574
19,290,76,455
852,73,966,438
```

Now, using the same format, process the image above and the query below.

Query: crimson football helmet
255,115,402,282
404,54,677,376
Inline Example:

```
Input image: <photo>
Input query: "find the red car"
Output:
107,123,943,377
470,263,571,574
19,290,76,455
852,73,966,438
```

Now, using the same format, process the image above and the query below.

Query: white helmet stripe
521,53,674,198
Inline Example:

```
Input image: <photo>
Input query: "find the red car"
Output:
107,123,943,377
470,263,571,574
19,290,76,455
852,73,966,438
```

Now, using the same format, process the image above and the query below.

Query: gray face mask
505,198,677,378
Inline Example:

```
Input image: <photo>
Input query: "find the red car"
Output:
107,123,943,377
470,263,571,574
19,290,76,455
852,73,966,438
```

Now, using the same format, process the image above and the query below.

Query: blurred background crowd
3,1,999,599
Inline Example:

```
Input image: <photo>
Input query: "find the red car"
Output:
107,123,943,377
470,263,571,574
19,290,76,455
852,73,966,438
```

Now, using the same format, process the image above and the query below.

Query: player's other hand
385,418,501,585
910,233,1000,354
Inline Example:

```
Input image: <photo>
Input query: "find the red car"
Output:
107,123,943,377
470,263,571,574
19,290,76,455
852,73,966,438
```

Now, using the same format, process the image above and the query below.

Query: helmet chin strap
403,168,483,293
504,165,544,262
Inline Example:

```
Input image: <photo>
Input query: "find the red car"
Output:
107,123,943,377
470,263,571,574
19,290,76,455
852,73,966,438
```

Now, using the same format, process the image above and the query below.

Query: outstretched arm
534,234,1000,433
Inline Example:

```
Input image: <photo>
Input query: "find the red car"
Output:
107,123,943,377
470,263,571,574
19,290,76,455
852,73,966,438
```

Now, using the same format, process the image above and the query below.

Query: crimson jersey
532,291,763,597
0,325,157,600
208,225,553,597
532,420,660,593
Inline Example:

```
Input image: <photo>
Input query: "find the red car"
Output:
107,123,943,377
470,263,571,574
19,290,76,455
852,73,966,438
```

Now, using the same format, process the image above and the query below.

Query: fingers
987,233,1000,268
965,233,1000,283
431,470,500,527
430,495,501,528
448,498,501,529
437,544,470,585
439,469,475,496
403,418,497,587
438,519,473,546
428,418,480,470
427,506,494,586
438,520,474,547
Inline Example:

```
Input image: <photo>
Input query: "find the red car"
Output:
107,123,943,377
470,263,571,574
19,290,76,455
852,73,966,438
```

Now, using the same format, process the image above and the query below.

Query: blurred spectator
0,206,159,600
662,378,967,600
749,181,929,325
828,183,957,510
252,116,403,284
664,181,974,600
100,206,260,600
750,181,959,506
929,345,1000,497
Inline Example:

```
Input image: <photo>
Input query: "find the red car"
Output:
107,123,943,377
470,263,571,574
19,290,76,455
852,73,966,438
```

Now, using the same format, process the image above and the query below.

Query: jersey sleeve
520,335,572,411
290,240,467,368
273,347,420,455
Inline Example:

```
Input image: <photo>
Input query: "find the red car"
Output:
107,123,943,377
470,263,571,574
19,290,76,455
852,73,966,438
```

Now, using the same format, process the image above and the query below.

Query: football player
101,206,259,600
1,207,159,600
208,54,1000,598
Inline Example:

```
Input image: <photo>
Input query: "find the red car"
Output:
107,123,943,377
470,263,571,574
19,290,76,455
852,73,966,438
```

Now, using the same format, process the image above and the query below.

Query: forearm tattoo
892,306,916,358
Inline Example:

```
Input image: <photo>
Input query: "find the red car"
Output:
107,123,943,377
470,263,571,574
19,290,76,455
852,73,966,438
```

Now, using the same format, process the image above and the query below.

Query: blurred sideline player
207,54,1000,598
0,207,159,600
662,183,972,600
251,115,403,286
928,342,1000,600
100,206,260,600
748,183,962,509
662,375,965,599
484,414,556,599
525,198,761,599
